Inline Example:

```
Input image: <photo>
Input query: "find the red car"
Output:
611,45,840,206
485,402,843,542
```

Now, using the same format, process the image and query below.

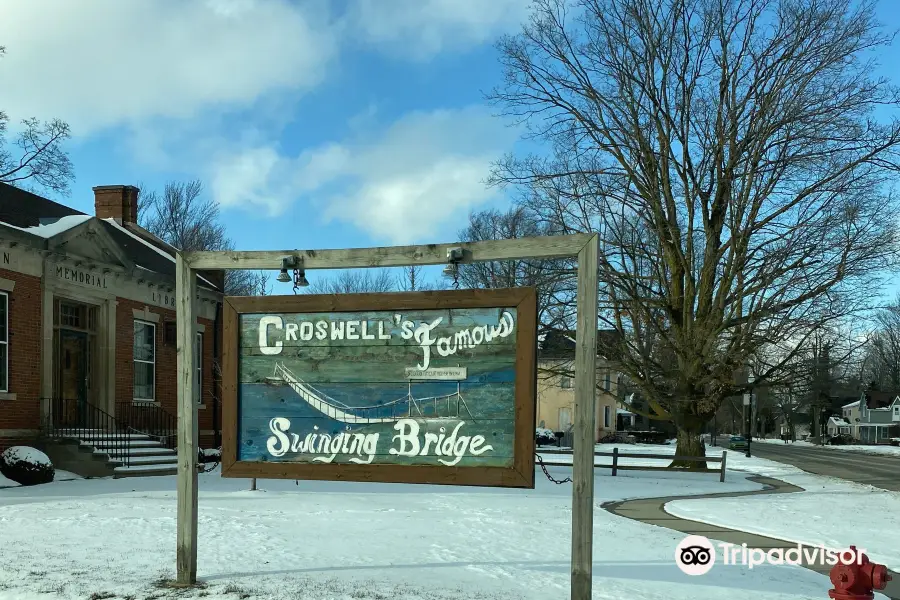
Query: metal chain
292,268,302,294
452,266,460,289
198,454,220,473
534,452,572,484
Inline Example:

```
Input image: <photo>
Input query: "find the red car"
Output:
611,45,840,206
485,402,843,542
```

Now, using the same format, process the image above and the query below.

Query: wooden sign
220,287,537,488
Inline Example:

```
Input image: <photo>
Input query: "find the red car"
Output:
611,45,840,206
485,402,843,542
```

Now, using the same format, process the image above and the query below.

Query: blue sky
2,0,900,299
0,0,531,256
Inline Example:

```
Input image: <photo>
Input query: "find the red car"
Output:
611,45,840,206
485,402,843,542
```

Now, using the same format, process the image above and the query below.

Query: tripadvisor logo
675,535,866,576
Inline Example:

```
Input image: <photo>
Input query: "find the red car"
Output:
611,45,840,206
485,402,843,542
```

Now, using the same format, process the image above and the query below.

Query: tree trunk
671,413,706,469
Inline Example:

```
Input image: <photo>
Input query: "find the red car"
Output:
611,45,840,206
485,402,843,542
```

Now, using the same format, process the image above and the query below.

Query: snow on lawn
666,456,900,572
0,465,839,600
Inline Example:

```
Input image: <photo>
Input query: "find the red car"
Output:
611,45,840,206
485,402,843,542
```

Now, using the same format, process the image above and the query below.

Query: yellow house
535,330,624,441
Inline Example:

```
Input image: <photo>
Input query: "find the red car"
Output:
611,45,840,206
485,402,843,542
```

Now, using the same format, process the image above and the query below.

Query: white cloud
0,0,336,134
344,0,531,58
0,0,530,241
0,0,531,136
206,106,520,243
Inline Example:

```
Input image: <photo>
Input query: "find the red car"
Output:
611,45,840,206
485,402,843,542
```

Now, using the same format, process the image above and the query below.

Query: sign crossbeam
181,233,593,271
175,233,599,600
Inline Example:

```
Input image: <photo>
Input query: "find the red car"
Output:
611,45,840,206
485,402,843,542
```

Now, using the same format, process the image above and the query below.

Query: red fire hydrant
829,546,891,600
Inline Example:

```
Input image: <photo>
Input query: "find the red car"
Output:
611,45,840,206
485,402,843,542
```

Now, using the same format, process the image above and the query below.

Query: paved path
603,475,899,599
733,440,900,492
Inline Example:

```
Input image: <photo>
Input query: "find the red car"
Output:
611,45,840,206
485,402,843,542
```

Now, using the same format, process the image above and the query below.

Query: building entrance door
58,329,88,427
52,298,100,429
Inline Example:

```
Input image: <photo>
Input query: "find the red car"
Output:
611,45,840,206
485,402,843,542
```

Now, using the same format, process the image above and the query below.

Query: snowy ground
0,459,845,600
666,456,900,572
756,438,900,457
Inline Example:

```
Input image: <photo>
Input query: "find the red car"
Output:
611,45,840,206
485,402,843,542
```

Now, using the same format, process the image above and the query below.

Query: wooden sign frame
220,287,538,488
176,233,599,599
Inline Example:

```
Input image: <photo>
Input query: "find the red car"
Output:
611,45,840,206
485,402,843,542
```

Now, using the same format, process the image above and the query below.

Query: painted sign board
221,287,538,488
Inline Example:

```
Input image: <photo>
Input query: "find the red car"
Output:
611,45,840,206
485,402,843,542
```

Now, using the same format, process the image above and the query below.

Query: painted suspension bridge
266,362,476,425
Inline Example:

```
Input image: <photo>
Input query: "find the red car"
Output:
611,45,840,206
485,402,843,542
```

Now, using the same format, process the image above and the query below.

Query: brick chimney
93,185,139,224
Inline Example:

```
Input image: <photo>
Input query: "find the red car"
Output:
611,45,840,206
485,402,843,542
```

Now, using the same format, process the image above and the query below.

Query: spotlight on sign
294,269,309,287
277,255,298,283
442,246,464,279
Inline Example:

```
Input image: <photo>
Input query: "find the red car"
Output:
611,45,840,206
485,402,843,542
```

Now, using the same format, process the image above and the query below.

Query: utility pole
743,374,754,458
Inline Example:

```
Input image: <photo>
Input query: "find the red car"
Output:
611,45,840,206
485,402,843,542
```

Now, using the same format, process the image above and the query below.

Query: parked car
728,436,748,450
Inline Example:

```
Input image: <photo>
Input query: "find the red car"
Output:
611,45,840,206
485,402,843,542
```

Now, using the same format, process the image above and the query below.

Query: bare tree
0,46,74,195
137,180,269,296
489,0,900,461
770,384,804,441
458,206,572,332
397,265,424,291
138,180,227,251
860,295,900,389
306,269,396,294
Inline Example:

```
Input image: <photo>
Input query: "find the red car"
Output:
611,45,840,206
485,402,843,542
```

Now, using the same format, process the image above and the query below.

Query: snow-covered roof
842,400,860,409
828,416,851,426
103,218,216,289
0,219,40,236
22,215,92,238
616,408,634,415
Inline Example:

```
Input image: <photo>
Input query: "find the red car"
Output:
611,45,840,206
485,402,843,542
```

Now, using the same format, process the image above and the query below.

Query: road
717,438,900,492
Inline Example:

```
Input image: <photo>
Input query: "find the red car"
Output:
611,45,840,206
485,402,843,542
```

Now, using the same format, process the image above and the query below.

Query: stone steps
58,432,178,478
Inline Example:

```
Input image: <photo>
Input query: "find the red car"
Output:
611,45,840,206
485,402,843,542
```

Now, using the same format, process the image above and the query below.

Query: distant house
836,390,900,443
826,416,853,438
833,399,863,439
535,329,624,441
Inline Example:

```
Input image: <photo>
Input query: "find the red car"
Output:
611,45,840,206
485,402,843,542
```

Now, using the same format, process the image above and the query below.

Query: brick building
0,182,224,476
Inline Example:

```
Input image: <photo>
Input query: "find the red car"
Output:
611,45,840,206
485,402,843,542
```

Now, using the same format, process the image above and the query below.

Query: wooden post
720,450,727,483
571,235,599,600
611,447,618,477
175,253,199,585
251,478,257,491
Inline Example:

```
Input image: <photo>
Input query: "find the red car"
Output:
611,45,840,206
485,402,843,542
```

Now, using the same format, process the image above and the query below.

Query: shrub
199,447,222,464
0,446,55,486
536,427,558,446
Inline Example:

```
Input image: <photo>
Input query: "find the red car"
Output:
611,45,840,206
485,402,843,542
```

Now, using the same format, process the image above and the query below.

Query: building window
604,405,611,428
195,332,202,405
604,372,611,391
0,292,7,393
133,320,156,401
561,376,572,389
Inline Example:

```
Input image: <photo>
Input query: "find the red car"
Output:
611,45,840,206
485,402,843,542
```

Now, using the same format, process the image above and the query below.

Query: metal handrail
115,401,178,453
45,397,133,467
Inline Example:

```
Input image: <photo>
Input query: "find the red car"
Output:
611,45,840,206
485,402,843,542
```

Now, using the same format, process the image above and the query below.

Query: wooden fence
538,448,728,483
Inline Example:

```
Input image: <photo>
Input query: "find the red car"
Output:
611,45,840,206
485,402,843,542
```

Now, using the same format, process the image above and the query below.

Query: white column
103,298,117,414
